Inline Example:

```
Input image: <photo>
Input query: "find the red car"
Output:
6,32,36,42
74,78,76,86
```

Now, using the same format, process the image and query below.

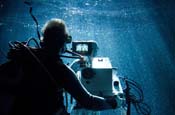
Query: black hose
24,1,41,41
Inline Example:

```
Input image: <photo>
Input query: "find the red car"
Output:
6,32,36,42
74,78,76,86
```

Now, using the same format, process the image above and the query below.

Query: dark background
0,0,175,114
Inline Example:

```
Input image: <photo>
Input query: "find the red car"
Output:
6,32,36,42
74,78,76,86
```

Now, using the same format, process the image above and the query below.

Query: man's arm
59,64,117,111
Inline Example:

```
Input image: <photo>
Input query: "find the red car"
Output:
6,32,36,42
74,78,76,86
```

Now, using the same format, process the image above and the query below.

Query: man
6,18,117,115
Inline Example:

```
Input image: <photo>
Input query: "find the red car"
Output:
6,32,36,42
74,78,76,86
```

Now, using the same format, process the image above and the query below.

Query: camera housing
69,40,125,110
78,57,124,97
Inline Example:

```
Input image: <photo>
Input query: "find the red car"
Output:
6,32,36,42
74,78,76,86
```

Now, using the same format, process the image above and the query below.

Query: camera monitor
72,40,98,56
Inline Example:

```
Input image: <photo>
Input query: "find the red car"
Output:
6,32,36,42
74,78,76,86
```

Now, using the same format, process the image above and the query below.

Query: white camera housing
78,57,124,97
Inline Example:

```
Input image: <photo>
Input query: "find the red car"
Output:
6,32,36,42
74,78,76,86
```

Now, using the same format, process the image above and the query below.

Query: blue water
0,0,175,115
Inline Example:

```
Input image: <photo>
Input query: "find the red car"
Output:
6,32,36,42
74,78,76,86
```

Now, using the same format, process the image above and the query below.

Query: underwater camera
70,40,125,107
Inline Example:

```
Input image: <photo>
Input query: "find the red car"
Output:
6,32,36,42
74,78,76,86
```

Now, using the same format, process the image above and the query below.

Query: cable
26,37,40,48
119,76,151,115
65,50,84,58
24,1,41,41
59,55,81,59
59,50,84,59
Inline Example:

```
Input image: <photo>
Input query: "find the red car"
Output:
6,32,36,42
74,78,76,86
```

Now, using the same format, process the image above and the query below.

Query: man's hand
114,93,125,108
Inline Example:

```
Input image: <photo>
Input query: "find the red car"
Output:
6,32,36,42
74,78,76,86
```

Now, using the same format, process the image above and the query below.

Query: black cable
24,1,41,41
59,50,84,59
65,50,83,58
126,80,144,103
26,37,40,48
59,55,81,59
125,80,131,115
119,76,151,115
